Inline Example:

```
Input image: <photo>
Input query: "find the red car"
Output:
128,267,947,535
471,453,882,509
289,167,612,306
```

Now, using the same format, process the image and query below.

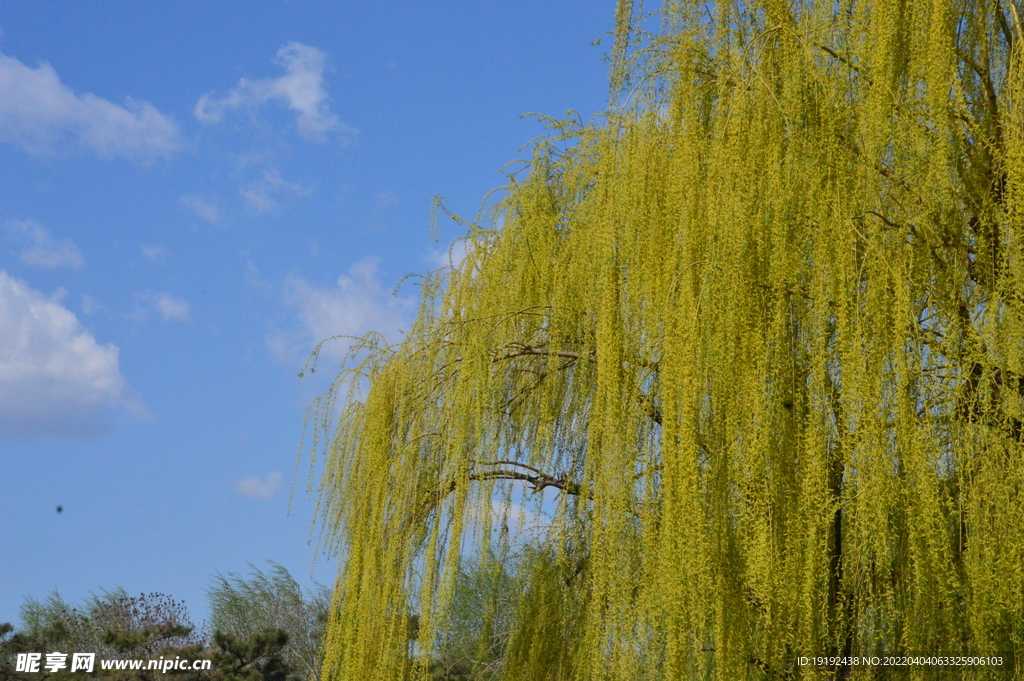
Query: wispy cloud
374,191,397,215
195,42,354,141
80,293,100,316
133,292,191,323
427,238,471,270
178,195,219,225
0,270,128,439
236,472,283,501
240,168,310,214
482,486,559,543
0,50,180,159
268,257,415,363
140,244,170,260
368,190,397,229
4,220,84,270
153,293,191,322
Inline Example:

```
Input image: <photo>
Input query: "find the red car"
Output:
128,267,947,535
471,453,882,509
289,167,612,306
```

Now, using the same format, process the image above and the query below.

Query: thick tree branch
494,344,596,364
494,343,663,425
956,362,1024,440
816,43,873,87
469,460,585,497
494,343,660,372
996,0,1016,49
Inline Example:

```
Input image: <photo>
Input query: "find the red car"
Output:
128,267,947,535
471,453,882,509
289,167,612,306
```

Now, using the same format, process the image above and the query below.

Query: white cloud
374,191,396,214
268,257,415,362
178,195,220,225
482,486,559,543
196,42,353,140
0,270,127,439
236,472,283,501
4,220,84,270
153,293,191,323
240,168,310,214
140,244,170,260
366,190,398,230
131,292,191,323
80,293,99,316
427,238,471,270
0,50,180,159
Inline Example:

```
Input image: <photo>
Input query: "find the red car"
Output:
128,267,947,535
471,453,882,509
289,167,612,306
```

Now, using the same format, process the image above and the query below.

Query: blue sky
0,2,616,625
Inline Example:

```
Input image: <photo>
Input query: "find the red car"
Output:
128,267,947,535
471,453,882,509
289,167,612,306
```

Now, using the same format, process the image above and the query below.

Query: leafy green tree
0,591,205,681
7,590,203,659
426,550,521,680
207,562,330,681
1,573,336,681
305,0,1024,679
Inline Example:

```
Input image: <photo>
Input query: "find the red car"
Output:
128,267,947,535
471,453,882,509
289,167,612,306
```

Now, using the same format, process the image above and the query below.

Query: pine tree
306,1,1024,678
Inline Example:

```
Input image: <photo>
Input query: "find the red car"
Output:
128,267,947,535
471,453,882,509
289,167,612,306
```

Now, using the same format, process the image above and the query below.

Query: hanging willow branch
307,1,1024,679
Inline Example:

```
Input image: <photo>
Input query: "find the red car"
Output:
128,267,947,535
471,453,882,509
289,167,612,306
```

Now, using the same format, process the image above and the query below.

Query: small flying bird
56,506,63,514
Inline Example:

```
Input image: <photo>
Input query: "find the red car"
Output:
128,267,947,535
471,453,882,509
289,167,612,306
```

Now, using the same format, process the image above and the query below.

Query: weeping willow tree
305,0,1024,678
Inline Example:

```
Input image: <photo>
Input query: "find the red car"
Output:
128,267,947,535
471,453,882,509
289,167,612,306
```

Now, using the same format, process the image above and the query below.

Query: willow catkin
308,1,1024,679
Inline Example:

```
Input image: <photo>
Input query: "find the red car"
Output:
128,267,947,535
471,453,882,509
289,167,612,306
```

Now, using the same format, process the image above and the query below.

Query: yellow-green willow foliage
306,1,1024,679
